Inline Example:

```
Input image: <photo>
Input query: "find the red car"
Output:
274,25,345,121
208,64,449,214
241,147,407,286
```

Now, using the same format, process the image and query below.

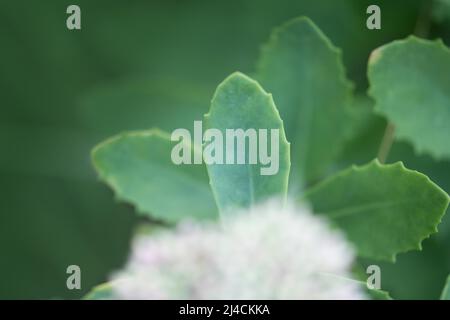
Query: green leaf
369,288,392,300
368,36,450,160
83,283,114,300
433,0,450,23
204,72,290,214
92,129,218,223
303,160,450,261
386,141,450,242
257,16,353,186
441,275,450,299
79,76,211,138
326,274,391,300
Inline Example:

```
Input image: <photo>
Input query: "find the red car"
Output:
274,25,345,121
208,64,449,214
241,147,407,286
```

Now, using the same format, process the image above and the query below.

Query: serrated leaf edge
91,128,212,224
368,35,450,161
303,159,450,262
257,16,354,95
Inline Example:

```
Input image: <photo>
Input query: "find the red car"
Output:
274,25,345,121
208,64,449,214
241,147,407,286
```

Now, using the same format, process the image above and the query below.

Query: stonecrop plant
86,17,450,299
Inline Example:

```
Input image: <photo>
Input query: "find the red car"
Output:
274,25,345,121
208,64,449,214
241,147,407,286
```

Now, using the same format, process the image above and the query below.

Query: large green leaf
92,129,218,223
204,72,290,214
387,141,450,242
304,160,449,261
257,17,353,187
368,36,450,160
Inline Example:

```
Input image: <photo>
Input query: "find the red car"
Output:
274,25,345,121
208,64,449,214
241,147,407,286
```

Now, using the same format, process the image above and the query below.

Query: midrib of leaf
96,132,209,193
322,199,421,219
109,161,210,192
204,72,290,214
303,160,450,261
97,159,214,221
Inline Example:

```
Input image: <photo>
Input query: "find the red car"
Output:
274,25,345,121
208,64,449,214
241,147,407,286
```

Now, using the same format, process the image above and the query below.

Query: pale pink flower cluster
110,199,366,299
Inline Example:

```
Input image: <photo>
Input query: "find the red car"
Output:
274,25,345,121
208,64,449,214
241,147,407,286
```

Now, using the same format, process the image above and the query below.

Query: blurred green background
1,0,450,299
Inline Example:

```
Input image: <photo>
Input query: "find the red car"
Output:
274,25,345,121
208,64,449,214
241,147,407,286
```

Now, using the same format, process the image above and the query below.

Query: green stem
377,122,395,164
414,0,432,37
376,1,432,164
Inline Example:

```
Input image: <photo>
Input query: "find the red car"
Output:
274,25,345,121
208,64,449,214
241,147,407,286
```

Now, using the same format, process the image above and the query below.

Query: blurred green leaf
369,288,392,300
368,36,450,160
79,77,212,139
360,237,450,300
205,72,290,213
257,17,353,187
387,142,450,242
92,129,218,223
441,275,450,299
0,174,136,299
433,0,450,23
83,282,114,300
304,160,450,261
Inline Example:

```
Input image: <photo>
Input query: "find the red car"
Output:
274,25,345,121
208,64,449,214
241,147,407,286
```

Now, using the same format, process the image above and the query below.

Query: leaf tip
368,47,383,67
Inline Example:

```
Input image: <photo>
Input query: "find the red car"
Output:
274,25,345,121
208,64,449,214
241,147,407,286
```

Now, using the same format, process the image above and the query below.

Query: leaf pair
92,72,290,221
92,16,353,221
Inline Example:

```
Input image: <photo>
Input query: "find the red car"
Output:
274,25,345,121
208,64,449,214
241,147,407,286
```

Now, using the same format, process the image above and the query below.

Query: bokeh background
1,0,450,299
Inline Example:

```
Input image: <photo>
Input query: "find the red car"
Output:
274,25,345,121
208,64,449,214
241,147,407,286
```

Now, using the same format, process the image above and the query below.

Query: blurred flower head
110,199,366,299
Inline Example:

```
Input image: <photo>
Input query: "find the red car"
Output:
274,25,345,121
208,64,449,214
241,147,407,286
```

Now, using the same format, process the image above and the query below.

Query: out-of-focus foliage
441,275,450,299
1,0,450,299
257,17,353,187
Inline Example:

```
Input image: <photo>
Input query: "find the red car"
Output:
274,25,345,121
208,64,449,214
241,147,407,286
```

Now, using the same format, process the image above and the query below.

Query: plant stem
377,122,395,164
414,0,432,38
376,1,432,164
